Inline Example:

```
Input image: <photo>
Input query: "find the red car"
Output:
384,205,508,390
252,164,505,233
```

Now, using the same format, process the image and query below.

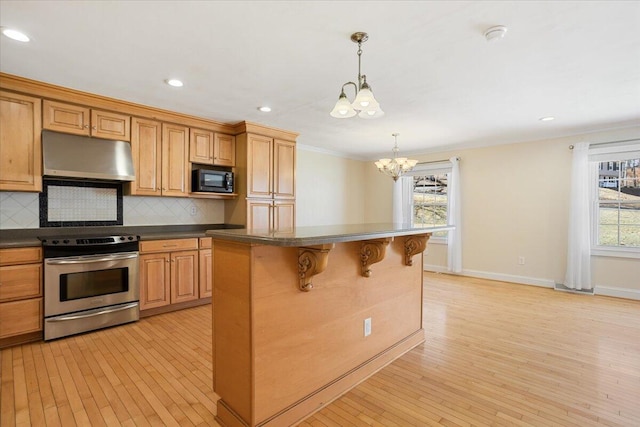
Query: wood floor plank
1,273,639,426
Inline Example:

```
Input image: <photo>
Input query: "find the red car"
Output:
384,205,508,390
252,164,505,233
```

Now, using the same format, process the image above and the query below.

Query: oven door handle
45,253,139,265
46,302,139,322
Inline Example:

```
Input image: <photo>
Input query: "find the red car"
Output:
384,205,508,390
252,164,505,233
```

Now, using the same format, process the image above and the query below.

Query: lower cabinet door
199,249,212,298
171,250,199,304
274,200,295,231
247,199,273,230
140,253,170,310
0,298,42,338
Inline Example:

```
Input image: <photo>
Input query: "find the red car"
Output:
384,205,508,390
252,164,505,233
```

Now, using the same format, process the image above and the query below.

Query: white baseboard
424,267,556,288
423,263,449,274
423,266,640,301
595,286,640,301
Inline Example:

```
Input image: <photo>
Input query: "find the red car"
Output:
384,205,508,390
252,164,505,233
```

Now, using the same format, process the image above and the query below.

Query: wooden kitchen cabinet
161,123,190,197
43,99,131,141
247,199,295,231
128,118,189,197
139,252,170,310
0,91,42,192
199,238,213,299
0,247,43,344
237,132,296,230
190,129,236,167
246,135,295,200
129,117,162,196
139,239,199,311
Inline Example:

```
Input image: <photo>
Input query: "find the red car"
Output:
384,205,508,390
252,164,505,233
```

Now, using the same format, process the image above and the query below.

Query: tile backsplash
0,192,225,229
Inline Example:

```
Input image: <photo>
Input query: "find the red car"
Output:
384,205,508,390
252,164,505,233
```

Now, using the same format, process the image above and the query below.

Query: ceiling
1,1,639,159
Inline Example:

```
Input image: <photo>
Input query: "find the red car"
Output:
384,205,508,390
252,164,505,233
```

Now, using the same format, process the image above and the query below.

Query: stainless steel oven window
60,267,129,301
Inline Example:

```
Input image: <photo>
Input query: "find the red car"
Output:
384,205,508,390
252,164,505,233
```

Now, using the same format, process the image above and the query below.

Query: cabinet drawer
0,264,42,302
199,237,212,249
0,298,43,338
140,238,199,253
0,247,42,266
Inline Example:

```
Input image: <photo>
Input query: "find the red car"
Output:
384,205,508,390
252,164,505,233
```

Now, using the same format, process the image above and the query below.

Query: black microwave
192,169,234,193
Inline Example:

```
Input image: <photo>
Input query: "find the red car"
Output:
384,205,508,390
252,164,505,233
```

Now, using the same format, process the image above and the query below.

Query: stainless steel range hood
42,130,135,182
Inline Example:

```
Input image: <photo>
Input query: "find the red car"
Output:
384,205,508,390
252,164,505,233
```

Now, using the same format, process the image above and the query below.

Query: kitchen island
206,223,450,427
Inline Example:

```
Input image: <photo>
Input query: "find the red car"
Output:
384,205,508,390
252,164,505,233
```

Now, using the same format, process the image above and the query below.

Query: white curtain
447,157,462,273
564,142,593,290
392,176,413,224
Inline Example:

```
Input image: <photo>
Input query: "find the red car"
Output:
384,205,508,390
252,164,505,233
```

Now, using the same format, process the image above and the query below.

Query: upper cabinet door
273,139,295,199
247,134,273,198
190,128,214,164
91,109,131,141
130,117,162,196
43,100,90,136
214,133,236,167
162,123,189,197
0,91,42,192
43,100,131,141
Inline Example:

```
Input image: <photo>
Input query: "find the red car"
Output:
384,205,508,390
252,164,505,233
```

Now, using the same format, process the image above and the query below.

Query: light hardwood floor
1,273,639,426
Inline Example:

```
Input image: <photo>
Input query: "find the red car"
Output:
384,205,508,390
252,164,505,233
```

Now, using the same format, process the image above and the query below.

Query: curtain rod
569,138,639,150
416,157,460,165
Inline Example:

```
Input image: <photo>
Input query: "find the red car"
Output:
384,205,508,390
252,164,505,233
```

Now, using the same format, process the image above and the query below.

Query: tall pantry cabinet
225,123,298,230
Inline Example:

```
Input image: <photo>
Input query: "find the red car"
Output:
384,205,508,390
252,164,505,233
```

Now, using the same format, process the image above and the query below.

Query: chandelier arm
341,81,359,97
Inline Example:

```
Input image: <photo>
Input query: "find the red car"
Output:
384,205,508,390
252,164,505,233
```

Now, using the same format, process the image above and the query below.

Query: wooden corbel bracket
298,244,334,292
404,234,430,266
359,238,392,277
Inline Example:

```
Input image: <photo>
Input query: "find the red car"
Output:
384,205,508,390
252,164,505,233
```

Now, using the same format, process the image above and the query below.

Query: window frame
589,141,640,259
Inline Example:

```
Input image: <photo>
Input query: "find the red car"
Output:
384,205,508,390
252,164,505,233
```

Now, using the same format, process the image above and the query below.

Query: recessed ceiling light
483,25,508,41
165,79,183,87
258,106,272,113
539,116,555,122
1,28,30,42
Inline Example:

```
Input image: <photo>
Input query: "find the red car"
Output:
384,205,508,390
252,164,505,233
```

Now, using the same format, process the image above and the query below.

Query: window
596,157,640,248
412,173,449,238
405,161,453,240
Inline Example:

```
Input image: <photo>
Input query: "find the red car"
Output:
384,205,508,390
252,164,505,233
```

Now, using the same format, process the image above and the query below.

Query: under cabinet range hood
42,130,135,181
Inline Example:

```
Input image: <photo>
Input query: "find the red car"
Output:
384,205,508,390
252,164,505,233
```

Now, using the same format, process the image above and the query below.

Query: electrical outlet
364,317,372,337
518,256,525,265
190,206,197,216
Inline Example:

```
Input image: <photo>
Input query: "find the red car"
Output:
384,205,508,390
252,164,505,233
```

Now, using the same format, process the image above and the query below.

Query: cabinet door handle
83,124,90,129
92,125,97,130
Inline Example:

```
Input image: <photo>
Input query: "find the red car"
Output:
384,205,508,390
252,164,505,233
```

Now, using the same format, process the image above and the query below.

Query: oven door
44,251,139,317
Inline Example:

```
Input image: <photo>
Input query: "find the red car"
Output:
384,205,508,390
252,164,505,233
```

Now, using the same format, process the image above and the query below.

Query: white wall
295,147,366,226
363,126,640,298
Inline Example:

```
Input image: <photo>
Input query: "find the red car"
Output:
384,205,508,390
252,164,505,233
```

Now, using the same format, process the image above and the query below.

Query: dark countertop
206,223,453,247
0,223,243,248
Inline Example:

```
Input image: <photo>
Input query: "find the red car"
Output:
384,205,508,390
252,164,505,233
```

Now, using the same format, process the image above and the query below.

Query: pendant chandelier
330,32,384,119
375,133,418,181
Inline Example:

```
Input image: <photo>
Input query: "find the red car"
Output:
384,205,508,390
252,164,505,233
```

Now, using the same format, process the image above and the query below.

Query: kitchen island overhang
206,224,452,427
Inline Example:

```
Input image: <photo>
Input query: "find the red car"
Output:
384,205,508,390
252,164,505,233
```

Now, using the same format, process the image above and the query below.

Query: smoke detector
484,25,508,41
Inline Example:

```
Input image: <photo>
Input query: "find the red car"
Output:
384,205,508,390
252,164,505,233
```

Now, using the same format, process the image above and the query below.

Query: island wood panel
212,237,424,427
213,240,253,422
252,239,422,424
